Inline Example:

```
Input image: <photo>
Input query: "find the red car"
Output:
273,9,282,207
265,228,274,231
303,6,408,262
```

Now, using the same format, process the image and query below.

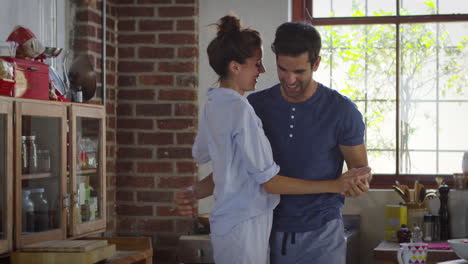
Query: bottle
21,190,35,233
411,223,423,243
26,135,38,173
439,184,450,240
30,188,49,232
397,224,411,243
21,136,29,173
74,85,83,103
423,214,433,242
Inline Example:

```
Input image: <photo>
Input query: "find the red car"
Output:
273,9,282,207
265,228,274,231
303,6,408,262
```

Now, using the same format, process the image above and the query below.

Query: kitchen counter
374,240,459,264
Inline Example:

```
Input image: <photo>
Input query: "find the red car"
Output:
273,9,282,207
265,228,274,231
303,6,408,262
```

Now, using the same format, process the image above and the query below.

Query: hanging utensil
393,185,410,203
69,55,97,102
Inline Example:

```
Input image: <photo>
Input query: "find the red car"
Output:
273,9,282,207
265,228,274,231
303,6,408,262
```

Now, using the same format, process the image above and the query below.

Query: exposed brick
76,10,101,24
157,119,195,130
175,219,194,232
74,39,102,53
175,103,196,116
157,206,178,217
157,147,192,159
118,61,154,73
117,7,154,17
139,20,173,31
176,162,197,173
139,75,174,86
137,191,173,203
176,20,195,31
159,90,196,101
118,20,136,31
158,176,195,188
176,75,197,88
118,34,156,44
158,62,194,73
107,45,116,57
117,191,134,202
118,89,155,101
177,47,197,58
138,132,174,145
117,218,137,232
118,147,153,159
117,131,135,145
119,47,135,58
117,204,153,216
138,47,174,59
75,24,96,38
155,234,180,248
116,161,133,173
137,162,172,173
118,75,136,86
117,176,155,188
140,219,173,232
135,104,172,116
117,118,153,130
159,34,196,45
106,17,116,29
107,73,116,86
137,0,171,3
176,133,196,144
158,7,195,17
117,103,133,116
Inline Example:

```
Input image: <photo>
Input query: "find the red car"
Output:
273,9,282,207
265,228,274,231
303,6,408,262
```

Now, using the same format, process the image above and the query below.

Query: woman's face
237,48,265,93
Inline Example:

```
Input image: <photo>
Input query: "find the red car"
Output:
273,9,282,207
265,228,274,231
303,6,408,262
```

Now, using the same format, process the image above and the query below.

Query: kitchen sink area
176,215,361,264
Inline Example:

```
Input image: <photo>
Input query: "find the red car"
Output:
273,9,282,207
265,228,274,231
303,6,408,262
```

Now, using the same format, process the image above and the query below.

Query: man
175,21,371,264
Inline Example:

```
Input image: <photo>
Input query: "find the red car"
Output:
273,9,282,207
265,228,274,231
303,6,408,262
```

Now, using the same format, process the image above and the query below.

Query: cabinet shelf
22,172,53,180
76,169,98,175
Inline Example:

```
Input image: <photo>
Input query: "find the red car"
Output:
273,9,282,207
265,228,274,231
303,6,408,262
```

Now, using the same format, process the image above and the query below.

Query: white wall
197,0,290,213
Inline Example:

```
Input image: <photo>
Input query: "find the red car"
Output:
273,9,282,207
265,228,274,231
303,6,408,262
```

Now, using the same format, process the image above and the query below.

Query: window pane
368,151,396,174
439,23,468,100
400,151,436,174
317,25,396,101
439,102,468,151
312,0,395,17
439,152,465,174
359,101,396,151
400,102,437,151
401,0,468,15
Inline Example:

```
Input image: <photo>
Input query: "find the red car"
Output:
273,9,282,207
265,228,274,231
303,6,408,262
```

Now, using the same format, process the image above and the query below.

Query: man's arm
173,173,214,218
339,144,371,197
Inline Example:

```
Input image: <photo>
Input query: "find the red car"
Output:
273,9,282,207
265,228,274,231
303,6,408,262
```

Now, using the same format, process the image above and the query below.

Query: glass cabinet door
0,98,13,254
15,100,67,248
70,104,106,237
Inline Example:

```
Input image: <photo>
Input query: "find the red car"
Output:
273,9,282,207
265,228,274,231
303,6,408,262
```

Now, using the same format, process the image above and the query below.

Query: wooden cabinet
0,97,106,251
0,98,13,254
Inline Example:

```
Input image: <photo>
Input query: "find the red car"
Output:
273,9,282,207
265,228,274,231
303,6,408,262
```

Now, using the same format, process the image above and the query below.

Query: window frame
292,0,468,188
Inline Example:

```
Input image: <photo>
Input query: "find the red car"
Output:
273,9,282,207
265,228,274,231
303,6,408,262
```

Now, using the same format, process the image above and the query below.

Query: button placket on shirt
288,107,296,140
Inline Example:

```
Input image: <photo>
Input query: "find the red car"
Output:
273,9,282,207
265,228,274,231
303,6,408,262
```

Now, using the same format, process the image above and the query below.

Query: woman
190,15,368,263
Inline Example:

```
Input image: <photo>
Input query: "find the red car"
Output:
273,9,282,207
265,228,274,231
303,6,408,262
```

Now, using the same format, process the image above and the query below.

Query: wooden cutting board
21,239,108,252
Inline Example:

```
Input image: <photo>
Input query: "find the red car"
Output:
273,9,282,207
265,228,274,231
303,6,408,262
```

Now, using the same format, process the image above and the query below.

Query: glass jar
21,136,29,173
37,149,51,173
29,188,49,232
21,189,35,233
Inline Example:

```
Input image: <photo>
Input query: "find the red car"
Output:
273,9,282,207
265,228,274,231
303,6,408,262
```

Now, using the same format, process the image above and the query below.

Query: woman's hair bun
217,15,241,38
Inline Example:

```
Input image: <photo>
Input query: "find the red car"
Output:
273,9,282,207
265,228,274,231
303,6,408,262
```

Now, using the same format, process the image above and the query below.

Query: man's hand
336,167,371,194
342,167,372,197
173,188,198,218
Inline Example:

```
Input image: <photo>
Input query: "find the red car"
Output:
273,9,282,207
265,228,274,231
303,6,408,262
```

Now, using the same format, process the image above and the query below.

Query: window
293,0,468,187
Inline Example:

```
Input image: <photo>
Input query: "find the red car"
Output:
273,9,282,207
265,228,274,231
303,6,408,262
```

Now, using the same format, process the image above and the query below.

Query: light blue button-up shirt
193,87,280,236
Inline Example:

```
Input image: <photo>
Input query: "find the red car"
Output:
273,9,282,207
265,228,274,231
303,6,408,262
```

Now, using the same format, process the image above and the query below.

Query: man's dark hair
271,22,321,64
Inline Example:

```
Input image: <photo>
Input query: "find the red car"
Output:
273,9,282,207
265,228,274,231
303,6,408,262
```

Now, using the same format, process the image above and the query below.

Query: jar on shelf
21,189,35,233
21,136,29,174
25,135,38,173
29,188,49,232
37,149,51,173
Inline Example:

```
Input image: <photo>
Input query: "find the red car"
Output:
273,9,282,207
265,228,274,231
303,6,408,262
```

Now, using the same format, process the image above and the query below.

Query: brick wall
115,0,199,263
71,0,119,235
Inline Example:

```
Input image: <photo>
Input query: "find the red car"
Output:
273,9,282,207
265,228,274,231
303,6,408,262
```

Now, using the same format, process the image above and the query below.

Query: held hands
335,167,372,197
173,187,198,218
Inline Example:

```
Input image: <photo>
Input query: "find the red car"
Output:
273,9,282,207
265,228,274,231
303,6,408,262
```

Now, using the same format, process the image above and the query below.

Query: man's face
276,52,320,103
